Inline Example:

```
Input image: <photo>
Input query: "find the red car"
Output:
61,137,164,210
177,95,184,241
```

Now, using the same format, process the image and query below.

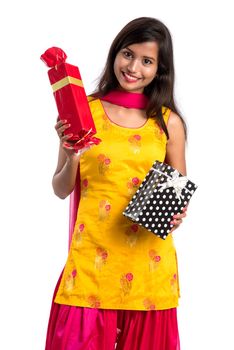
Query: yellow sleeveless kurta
55,98,180,311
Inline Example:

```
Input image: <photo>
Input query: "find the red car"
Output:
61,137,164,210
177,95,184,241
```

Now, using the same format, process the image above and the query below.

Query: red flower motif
96,247,108,260
134,135,141,141
173,273,177,279
87,295,101,308
83,179,88,187
131,224,139,233
154,256,161,262
79,224,85,232
105,204,111,211
132,177,140,185
126,273,133,281
72,269,77,278
143,298,156,310
101,252,108,259
104,158,111,165
96,247,104,255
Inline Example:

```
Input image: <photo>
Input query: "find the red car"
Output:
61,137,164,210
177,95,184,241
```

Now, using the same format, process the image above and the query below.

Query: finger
61,133,73,142
63,142,75,150
54,119,68,130
170,226,177,232
57,124,71,136
173,212,186,220
170,219,182,226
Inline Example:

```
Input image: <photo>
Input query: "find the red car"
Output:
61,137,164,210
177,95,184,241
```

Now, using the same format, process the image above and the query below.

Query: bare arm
164,111,187,176
52,142,81,199
52,118,93,199
164,111,188,232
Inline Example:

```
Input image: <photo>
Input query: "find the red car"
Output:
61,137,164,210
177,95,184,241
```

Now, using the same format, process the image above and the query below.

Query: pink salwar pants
45,273,180,350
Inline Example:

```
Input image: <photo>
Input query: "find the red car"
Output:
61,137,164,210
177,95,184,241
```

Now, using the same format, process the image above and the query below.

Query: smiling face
113,41,159,93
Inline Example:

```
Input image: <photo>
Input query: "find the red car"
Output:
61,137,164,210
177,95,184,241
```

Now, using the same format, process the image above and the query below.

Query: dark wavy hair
93,17,187,141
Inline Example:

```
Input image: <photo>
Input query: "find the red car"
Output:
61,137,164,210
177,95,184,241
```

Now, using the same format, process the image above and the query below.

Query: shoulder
164,110,187,175
87,95,101,113
161,107,185,137
166,110,185,140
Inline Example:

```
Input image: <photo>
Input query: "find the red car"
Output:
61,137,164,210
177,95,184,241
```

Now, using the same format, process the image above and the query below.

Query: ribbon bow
72,128,101,152
157,170,188,203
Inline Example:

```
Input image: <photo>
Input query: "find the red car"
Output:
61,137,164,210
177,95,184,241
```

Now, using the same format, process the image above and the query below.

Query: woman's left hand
170,206,188,232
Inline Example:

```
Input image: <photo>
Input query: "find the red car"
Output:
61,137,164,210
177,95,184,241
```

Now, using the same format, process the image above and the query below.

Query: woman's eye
144,58,152,65
123,51,132,58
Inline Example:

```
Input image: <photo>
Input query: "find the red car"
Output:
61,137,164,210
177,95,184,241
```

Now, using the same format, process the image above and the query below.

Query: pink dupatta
68,165,80,248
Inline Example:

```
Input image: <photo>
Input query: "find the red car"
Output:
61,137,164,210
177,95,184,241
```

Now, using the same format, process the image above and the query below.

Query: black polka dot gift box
123,161,198,240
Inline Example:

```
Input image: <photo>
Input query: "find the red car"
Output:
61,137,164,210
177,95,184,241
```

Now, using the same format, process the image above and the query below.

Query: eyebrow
124,47,156,62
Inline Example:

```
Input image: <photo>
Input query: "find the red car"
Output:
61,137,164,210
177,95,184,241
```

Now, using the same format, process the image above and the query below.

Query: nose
127,59,140,73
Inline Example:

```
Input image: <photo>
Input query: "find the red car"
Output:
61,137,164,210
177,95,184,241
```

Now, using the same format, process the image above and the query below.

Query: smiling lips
122,71,141,83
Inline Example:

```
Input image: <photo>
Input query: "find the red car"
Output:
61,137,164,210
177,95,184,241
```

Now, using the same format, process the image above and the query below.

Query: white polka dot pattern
123,160,198,240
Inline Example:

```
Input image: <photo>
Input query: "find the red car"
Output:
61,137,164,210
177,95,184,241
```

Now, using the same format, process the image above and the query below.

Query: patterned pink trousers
45,273,180,350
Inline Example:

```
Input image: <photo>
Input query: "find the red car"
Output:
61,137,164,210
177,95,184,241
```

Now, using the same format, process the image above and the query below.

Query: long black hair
93,17,187,141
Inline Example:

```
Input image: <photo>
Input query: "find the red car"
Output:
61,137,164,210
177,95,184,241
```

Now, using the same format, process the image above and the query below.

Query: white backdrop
0,1,233,349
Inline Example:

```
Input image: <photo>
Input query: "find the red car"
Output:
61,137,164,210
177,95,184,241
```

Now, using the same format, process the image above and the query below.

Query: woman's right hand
54,117,92,159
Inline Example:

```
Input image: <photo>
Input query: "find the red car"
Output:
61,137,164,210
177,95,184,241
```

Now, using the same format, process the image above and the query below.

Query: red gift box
40,47,101,151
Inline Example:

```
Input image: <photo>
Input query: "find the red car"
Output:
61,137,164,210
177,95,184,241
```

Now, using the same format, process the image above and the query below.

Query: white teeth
124,72,139,81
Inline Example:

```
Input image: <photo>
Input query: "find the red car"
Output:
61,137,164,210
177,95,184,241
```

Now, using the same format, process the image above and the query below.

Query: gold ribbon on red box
52,76,83,92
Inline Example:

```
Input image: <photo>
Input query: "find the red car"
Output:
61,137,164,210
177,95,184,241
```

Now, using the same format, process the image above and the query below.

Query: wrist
66,154,81,165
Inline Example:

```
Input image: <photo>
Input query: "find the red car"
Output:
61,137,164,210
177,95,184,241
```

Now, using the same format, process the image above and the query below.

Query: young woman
45,17,187,350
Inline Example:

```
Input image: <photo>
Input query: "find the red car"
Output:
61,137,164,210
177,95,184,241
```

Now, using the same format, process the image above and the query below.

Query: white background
0,0,233,349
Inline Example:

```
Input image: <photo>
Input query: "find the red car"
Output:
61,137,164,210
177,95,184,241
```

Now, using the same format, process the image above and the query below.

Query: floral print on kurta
125,224,139,247
127,177,140,195
73,224,85,247
64,269,77,293
128,134,142,154
120,273,134,297
55,99,180,310
87,295,101,308
97,154,111,175
99,200,111,220
149,249,161,272
143,298,156,310
95,247,108,270
81,179,88,198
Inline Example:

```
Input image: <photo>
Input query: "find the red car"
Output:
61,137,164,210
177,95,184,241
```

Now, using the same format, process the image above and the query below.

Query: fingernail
173,215,177,219
170,221,174,225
